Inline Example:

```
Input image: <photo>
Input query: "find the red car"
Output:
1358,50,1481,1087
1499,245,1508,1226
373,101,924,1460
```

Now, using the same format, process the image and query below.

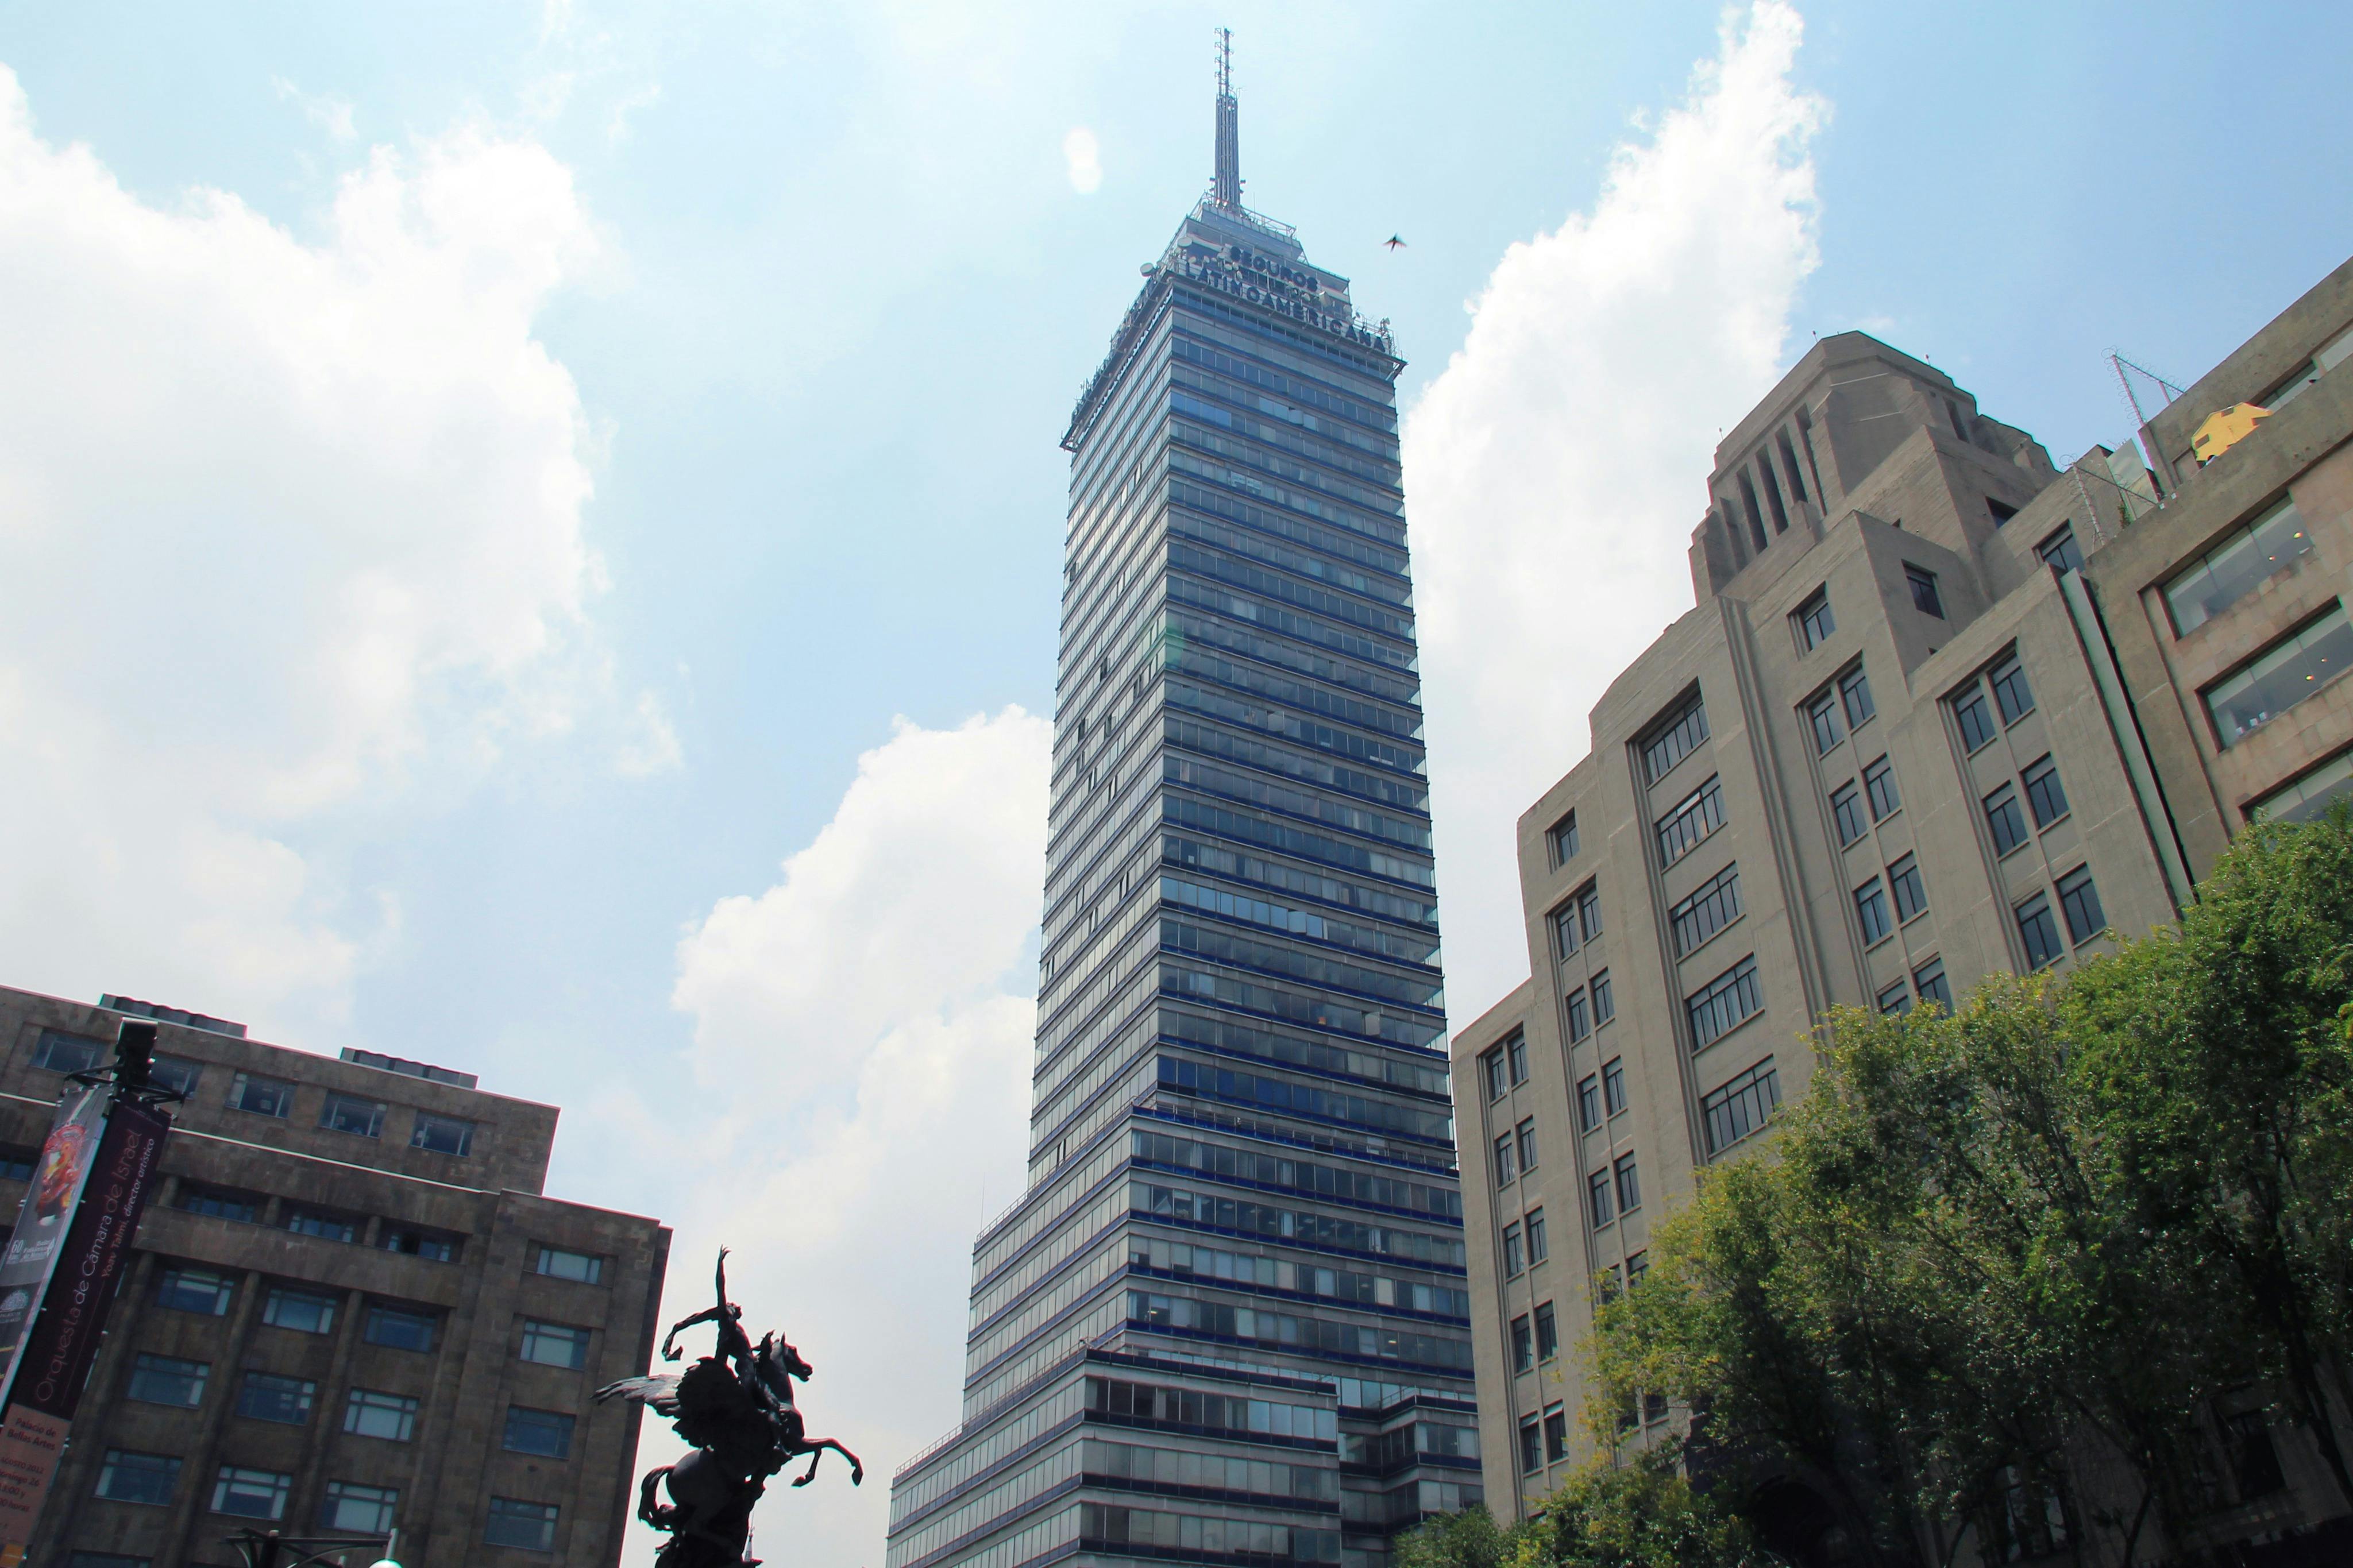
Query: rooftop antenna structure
2110,350,2187,430
1212,26,1241,210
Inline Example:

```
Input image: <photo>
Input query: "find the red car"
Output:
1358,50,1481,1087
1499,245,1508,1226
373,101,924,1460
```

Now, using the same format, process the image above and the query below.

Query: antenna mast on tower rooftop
1212,26,1241,210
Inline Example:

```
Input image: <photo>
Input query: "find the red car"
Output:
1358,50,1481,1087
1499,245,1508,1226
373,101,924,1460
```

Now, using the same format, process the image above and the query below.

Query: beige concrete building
1448,257,2353,1557
0,984,670,1568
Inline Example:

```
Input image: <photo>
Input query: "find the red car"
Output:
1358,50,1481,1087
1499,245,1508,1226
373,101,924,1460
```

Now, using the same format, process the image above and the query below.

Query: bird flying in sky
1383,235,1407,250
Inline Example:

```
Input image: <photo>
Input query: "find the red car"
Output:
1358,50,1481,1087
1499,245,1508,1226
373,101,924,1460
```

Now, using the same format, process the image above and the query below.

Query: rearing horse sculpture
597,1251,863,1566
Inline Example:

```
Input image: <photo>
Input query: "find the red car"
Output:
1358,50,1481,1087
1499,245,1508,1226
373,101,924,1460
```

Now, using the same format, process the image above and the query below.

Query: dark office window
1518,1418,1542,1475
1516,1118,1538,1175
1501,1223,1525,1276
1856,877,1893,945
2023,754,2069,827
1914,958,1952,1011
1577,886,1603,943
1550,902,1582,959
157,1266,234,1316
1543,1404,1569,1464
32,1029,103,1075
1701,1059,1781,1154
1839,665,1876,728
1614,1154,1641,1214
1864,755,1901,820
2038,526,2084,574
1991,655,2036,724
179,1184,261,1225
1988,497,2019,527
2225,1411,2288,1501
1576,1075,1600,1132
410,1112,475,1157
1907,566,1945,617
1508,1032,1528,1084
1548,810,1580,867
1877,980,1913,1015
504,1407,577,1459
1564,988,1590,1043
1526,1208,1549,1264
1806,691,1843,755
1831,781,1866,845
226,1072,293,1118
380,1225,460,1264
2018,894,2063,970
1984,782,2029,856
211,1465,291,1521
95,1450,182,1507
282,1206,358,1245
1480,1048,1505,1101
1625,1251,1648,1288
365,1305,439,1354
1656,776,1726,866
318,1092,385,1139
484,1497,560,1552
1955,685,1997,752
1534,1302,1559,1360
1641,693,1710,785
1795,589,1835,651
1510,1315,1533,1374
149,1055,203,1098
1669,864,1742,956
1889,854,1928,923
1687,956,1763,1050
1492,1134,1516,1188
236,1372,316,1426
127,1354,208,1409
1586,1169,1614,1227
2058,866,2106,945
519,1319,590,1369
1602,1057,1627,1117
262,1287,337,1335
1591,970,1614,1025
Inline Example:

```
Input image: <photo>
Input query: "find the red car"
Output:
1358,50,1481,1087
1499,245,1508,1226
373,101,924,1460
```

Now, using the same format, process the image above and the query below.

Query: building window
211,1465,292,1520
2022,754,2069,827
318,1092,387,1139
1831,781,1866,845
1614,1154,1641,1214
1518,1416,1542,1475
0,1146,30,1183
1510,1315,1533,1374
1839,665,1876,729
1877,980,1912,1015
344,1388,419,1443
1526,1208,1549,1264
1564,988,1590,1042
2163,497,2314,635
226,1072,293,1118
1516,1118,1538,1175
1955,685,1998,752
485,1497,561,1553
1591,970,1614,1025
1602,1057,1627,1118
1508,1032,1528,1083
1501,1223,1525,1275
2058,866,2106,945
2038,526,2084,574
32,1029,103,1075
1626,1251,1649,1288
262,1287,337,1335
1988,497,2019,526
149,1055,203,1097
1889,854,1929,923
1641,692,1709,785
520,1319,592,1370
1914,958,1952,1011
410,1112,475,1157
2225,1410,2288,1501
1991,654,2036,725
1576,1075,1600,1131
1702,1059,1781,1154
1543,1404,1570,1464
1550,901,1582,959
1492,1133,1516,1188
380,1225,460,1263
1806,691,1844,755
179,1184,261,1225
1687,956,1762,1051
320,1480,398,1535
503,1407,576,1459
1985,782,2030,856
1795,589,1835,651
1669,864,1742,956
2017,893,2063,970
2205,604,2353,749
1655,775,1726,867
2248,748,2353,825
1907,566,1945,617
536,1246,604,1285
1855,876,1893,946
1586,1170,1613,1228
365,1304,439,1354
127,1354,208,1409
236,1372,315,1426
96,1450,182,1507
1481,1047,1506,1101
1548,810,1580,867
1864,755,1901,820
1577,886,1603,943
283,1206,358,1244
1535,1301,1559,1360
158,1266,235,1317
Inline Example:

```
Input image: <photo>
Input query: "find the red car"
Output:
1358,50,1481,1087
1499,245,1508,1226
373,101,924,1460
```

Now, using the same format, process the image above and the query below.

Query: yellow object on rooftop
2190,402,2272,465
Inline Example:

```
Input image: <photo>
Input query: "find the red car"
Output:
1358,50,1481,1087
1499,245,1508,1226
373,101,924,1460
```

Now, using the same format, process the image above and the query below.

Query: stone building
1448,256,2353,1558
0,984,670,1567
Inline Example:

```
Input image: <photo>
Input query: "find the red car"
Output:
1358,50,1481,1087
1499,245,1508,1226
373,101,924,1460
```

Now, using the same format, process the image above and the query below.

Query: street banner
0,1083,109,1406
0,1097,171,1565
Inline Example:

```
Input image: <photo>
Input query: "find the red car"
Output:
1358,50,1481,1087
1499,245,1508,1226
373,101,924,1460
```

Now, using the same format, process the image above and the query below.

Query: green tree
1511,1445,1773,1568
1394,1504,1534,1568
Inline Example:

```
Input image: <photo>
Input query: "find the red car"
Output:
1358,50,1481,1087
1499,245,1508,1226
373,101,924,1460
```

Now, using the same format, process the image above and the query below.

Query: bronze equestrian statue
597,1251,863,1566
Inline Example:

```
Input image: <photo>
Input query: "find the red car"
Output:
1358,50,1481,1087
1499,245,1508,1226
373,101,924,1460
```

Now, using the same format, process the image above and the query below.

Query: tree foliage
1397,1450,1766,1568
1579,808,2353,1566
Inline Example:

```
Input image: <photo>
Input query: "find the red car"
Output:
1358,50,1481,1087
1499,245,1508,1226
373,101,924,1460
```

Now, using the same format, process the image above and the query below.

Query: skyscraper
887,42,1475,1568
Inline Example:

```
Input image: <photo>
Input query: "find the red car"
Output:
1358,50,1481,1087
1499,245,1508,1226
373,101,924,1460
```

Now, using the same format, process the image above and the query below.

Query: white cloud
271,74,356,141
1405,1,1826,1018
1062,125,1102,195
0,67,647,1038
646,706,1051,1568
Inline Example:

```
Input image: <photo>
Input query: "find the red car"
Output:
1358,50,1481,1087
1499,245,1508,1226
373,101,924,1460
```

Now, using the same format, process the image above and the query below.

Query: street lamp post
219,1526,398,1568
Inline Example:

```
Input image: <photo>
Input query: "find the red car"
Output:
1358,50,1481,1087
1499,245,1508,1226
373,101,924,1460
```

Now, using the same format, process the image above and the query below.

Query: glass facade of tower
886,190,1473,1568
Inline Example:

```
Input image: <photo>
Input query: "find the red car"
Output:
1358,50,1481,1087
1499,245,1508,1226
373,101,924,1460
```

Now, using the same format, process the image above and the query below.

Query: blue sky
2,3,2348,1562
